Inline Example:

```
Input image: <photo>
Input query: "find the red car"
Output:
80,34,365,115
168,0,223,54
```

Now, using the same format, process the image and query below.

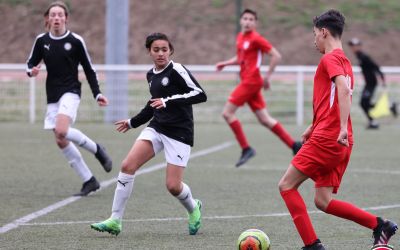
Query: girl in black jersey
26,1,112,196
91,33,207,236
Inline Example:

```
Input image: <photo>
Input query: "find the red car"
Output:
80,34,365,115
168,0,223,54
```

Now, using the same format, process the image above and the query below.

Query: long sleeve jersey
26,30,100,103
129,61,207,146
356,51,384,89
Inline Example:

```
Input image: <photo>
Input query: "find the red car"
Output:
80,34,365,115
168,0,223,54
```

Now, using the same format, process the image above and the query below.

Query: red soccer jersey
311,49,354,144
236,30,272,85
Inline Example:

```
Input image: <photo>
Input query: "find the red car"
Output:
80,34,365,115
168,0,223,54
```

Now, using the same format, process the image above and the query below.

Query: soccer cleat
95,143,112,172
292,141,303,155
372,217,398,246
90,218,121,236
188,199,202,235
74,176,100,196
235,147,256,167
301,239,326,250
367,120,379,129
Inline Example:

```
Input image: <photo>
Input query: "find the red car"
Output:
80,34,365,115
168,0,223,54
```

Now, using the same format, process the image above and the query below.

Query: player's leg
279,164,320,248
54,93,112,172
90,138,155,235
53,111,99,196
162,135,202,235
254,107,300,154
360,88,378,129
223,101,255,167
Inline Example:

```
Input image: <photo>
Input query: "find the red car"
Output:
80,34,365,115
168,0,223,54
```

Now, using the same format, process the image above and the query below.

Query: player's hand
115,119,130,133
337,129,349,147
31,64,41,77
301,125,313,144
150,98,165,109
96,94,109,107
263,77,271,90
215,62,225,71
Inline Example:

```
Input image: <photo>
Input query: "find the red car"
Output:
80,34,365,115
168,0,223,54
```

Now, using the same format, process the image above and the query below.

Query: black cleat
390,102,397,118
95,144,112,172
292,141,303,155
302,239,326,250
372,217,398,246
235,147,256,167
74,176,100,196
367,121,379,129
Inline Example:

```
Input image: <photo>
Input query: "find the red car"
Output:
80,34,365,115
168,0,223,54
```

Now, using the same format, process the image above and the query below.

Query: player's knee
54,127,67,140
121,159,137,175
166,180,180,196
222,110,231,121
278,178,290,192
314,196,328,212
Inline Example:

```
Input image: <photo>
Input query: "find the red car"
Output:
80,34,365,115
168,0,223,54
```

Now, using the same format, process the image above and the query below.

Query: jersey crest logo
44,44,50,50
64,42,72,51
161,77,169,86
243,41,250,50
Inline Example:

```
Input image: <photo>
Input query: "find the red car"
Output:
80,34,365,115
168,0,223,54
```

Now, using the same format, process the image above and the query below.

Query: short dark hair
145,33,174,55
44,1,69,17
240,8,257,20
313,9,345,38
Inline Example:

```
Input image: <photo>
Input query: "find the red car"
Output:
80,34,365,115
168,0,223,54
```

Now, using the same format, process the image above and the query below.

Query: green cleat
90,218,121,236
188,199,202,235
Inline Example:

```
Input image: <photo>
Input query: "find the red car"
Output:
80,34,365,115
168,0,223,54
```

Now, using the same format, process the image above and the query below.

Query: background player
26,1,112,196
348,37,397,129
215,8,301,167
278,9,397,250
90,33,207,236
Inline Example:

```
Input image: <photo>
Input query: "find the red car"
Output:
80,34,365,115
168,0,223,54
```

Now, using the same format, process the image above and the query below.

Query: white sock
111,172,135,220
176,182,196,213
61,142,92,182
65,127,97,154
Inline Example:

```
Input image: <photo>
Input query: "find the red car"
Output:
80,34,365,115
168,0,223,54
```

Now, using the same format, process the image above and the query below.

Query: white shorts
44,93,80,130
137,127,191,167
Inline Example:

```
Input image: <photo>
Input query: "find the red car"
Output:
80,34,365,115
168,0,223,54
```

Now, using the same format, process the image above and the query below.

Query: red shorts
291,136,352,193
228,83,266,111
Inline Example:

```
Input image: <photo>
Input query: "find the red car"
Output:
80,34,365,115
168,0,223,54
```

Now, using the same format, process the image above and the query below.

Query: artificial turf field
0,121,399,249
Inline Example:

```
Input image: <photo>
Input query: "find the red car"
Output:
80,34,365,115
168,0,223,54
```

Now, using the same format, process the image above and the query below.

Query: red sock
325,199,378,229
229,120,249,149
271,123,295,148
280,189,318,246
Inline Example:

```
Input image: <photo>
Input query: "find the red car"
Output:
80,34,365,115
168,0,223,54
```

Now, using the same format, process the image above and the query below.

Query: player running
26,1,112,196
215,8,301,167
90,33,207,236
278,9,397,250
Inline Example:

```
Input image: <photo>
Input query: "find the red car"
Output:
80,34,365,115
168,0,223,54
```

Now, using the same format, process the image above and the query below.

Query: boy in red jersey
216,8,301,167
278,10,397,250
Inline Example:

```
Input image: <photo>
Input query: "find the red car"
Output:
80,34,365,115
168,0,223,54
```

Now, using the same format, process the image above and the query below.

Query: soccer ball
371,245,393,250
237,229,270,250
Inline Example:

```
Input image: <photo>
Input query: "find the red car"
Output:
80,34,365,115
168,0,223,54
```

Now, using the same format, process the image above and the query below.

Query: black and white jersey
129,61,207,146
26,30,100,103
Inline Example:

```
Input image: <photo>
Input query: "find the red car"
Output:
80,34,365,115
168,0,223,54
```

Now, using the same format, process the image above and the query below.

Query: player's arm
335,75,351,147
76,36,108,106
115,101,154,133
263,47,282,90
26,35,44,77
215,56,238,71
365,55,385,86
152,65,207,109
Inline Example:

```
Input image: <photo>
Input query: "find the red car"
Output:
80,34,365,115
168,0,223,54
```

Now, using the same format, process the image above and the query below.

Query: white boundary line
0,141,234,234
19,203,400,227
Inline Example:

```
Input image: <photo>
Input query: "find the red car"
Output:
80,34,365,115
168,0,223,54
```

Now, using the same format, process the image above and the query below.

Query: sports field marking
0,141,234,234
18,203,400,227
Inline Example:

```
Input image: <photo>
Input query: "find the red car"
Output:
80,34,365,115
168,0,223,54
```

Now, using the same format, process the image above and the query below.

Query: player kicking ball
278,9,397,250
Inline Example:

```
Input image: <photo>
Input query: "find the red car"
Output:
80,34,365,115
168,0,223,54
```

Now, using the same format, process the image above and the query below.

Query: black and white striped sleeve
26,33,45,77
164,63,207,105
73,33,101,99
